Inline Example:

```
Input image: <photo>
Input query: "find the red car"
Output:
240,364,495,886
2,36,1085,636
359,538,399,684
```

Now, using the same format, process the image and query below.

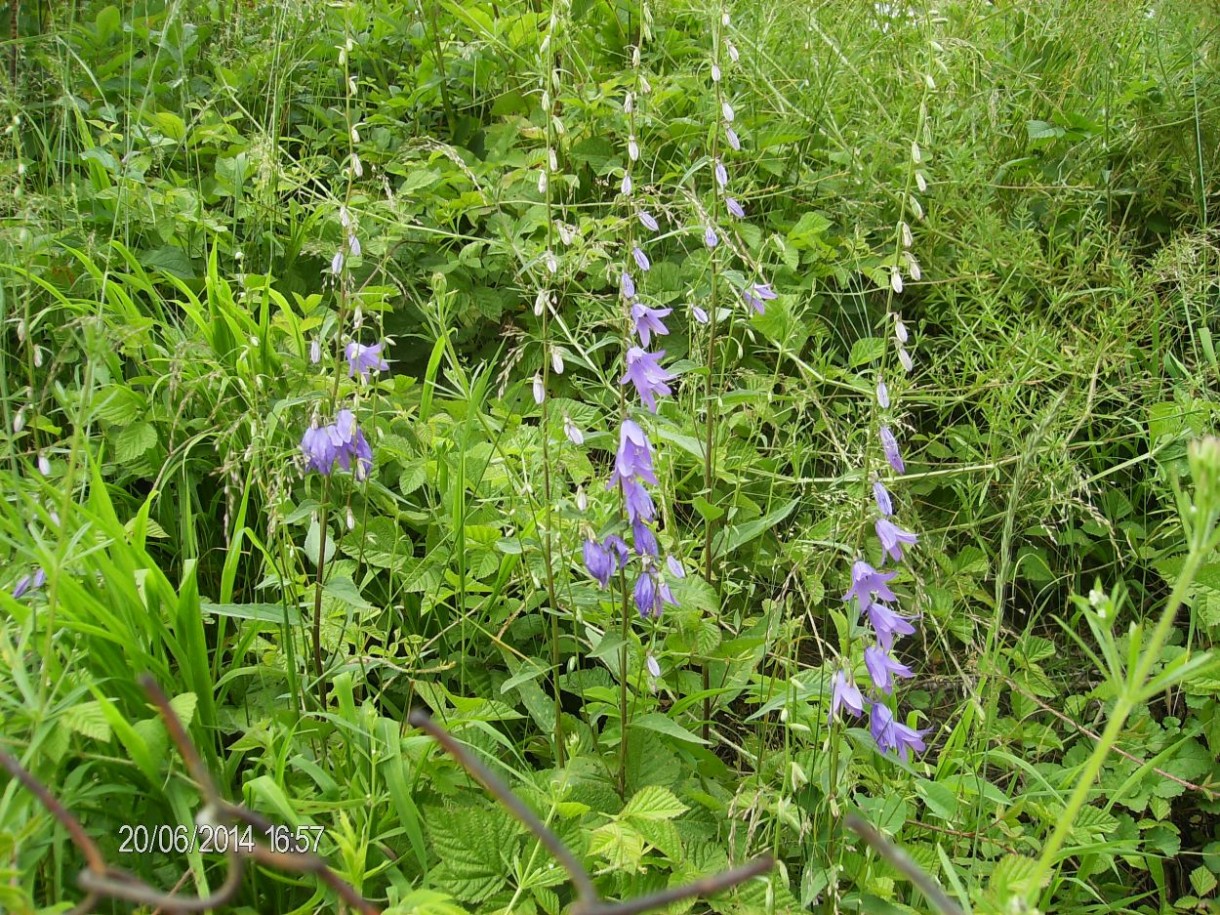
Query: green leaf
713,499,797,558
1191,866,1217,897
621,785,689,821
62,701,112,743
202,601,300,625
114,422,157,463
849,337,886,367
629,713,708,745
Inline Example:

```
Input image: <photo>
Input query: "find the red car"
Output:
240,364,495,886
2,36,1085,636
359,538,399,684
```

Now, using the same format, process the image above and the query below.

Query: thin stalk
699,8,725,744
311,480,332,709
1026,547,1205,900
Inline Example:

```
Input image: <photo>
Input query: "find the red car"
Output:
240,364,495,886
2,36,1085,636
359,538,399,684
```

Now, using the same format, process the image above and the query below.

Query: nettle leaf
989,854,1045,898
62,700,112,743
427,805,520,901
849,336,886,368
588,820,645,871
622,785,689,822
113,422,157,463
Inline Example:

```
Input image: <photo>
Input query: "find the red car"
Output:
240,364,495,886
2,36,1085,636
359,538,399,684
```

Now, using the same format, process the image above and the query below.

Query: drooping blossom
875,517,918,563
714,160,728,188
877,378,890,409
704,226,718,248
632,518,658,557
639,211,659,232
309,338,322,364
622,173,633,196
12,567,46,599
646,654,662,677
632,246,651,272
721,100,734,122
634,568,677,618
864,644,915,694
741,282,777,314
666,555,685,579
829,670,865,721
873,480,893,517
301,424,336,474
726,127,740,151
621,271,636,299
532,374,545,405
345,341,389,381
879,425,905,473
621,347,675,412
584,538,615,588
869,702,927,762
692,305,709,324
864,601,917,651
612,420,657,485
563,415,584,445
330,251,344,275
842,558,897,612
302,409,373,478
631,303,672,347
726,198,745,219
621,477,656,524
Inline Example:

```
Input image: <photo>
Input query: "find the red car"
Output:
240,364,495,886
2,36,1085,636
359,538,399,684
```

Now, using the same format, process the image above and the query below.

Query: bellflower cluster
579,43,682,619
300,408,374,480
11,567,45,599
829,373,926,762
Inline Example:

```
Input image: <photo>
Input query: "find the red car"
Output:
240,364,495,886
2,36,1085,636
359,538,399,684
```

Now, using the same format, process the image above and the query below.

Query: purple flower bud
880,425,905,473
309,338,322,364
726,197,745,219
873,480,893,517
726,127,741,151
877,378,890,409
692,305,709,324
632,518,658,556
622,173,633,196
715,160,728,188
704,226,718,248
722,100,735,122
584,538,615,588
647,654,661,677
621,271,636,299
330,251,345,275
633,246,651,272
634,571,659,618
639,211,659,232
666,555,685,578
563,415,584,445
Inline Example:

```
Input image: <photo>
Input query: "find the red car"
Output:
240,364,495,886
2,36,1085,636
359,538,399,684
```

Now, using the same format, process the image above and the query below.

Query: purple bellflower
345,341,389,381
865,601,917,650
621,477,656,524
621,347,675,412
842,559,897,612
726,198,745,219
12,567,46,599
639,211,659,232
870,702,927,762
612,420,657,485
632,518,659,557
621,271,636,299
632,246,651,272
829,669,865,721
875,517,918,563
584,538,615,588
873,480,893,517
631,303,672,347
880,425,905,473
864,644,915,694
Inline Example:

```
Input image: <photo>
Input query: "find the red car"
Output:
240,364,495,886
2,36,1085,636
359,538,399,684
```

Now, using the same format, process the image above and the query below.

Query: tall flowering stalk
294,25,384,710
691,6,776,740
533,0,571,766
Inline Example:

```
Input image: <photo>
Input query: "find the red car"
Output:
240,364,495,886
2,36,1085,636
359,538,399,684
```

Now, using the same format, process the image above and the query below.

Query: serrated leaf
114,422,157,463
62,701,112,742
849,337,886,367
1191,865,1218,897
622,785,689,821
169,693,197,730
989,854,1044,896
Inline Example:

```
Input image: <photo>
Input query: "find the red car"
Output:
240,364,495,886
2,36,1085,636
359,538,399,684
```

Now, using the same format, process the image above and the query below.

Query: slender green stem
311,488,331,710
1026,546,1205,899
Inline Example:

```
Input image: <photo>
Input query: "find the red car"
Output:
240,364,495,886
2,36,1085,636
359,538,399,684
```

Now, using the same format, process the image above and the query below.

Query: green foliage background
3,0,1220,912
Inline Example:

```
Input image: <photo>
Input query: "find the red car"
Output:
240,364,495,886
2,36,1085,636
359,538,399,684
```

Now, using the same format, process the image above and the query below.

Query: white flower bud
346,506,356,530
552,349,564,374
906,253,921,281
351,125,360,143
352,306,364,330
538,170,548,194
895,318,909,344
915,170,927,193
624,91,634,113
38,453,51,477
890,268,903,294
898,347,914,372
726,39,739,63
13,408,25,433
711,63,721,82
32,345,43,368
545,250,558,274
535,289,548,316
558,223,573,245
628,135,639,161
348,76,358,96
909,194,924,220
632,45,641,67
576,487,588,511
532,373,545,404
621,173,633,196
351,153,363,178
721,100,735,122
900,221,913,248
541,90,551,110
911,140,922,164
647,654,661,677
925,73,936,90
549,148,558,171
640,75,651,94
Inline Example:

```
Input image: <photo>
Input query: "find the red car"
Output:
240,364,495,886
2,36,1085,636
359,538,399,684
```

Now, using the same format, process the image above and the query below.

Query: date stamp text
118,823,326,856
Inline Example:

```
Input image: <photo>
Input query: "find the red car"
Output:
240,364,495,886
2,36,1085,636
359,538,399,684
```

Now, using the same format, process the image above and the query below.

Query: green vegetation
3,0,1220,912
